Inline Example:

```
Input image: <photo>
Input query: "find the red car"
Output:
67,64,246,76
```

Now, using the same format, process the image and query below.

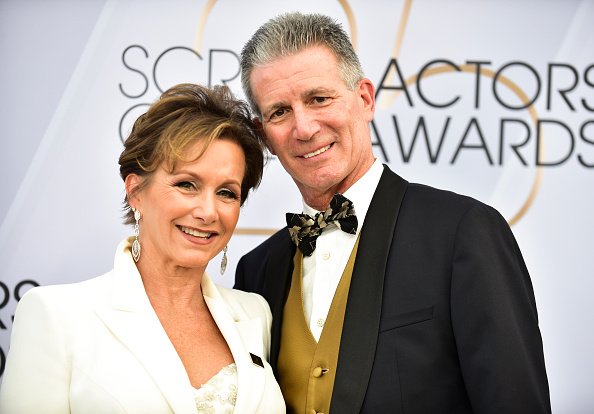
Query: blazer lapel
202,274,266,414
96,239,196,414
330,166,408,413
263,231,295,372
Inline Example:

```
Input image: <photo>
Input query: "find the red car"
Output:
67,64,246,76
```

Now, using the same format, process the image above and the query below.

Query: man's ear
358,78,376,121
125,174,143,208
266,143,277,156
253,116,277,156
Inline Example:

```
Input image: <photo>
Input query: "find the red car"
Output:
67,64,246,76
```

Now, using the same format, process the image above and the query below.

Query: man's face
249,45,376,203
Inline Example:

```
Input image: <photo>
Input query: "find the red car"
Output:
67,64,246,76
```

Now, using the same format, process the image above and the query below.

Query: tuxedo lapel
263,231,295,372
95,239,196,414
330,166,408,413
202,274,267,414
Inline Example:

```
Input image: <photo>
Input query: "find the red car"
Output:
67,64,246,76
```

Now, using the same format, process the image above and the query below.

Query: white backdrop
1,1,593,412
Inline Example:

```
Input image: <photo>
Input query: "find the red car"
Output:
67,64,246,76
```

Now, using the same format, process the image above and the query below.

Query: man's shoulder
399,180,506,232
407,181,476,203
243,227,291,259
379,165,499,218
235,227,292,291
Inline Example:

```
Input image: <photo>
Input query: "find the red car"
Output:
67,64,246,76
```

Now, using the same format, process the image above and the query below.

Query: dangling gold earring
220,245,228,275
131,208,141,262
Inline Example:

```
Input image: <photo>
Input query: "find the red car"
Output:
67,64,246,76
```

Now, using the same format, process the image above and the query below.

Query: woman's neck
135,253,206,312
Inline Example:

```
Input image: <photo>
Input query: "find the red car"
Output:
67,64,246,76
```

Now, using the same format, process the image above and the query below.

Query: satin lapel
202,275,266,414
330,167,408,413
262,230,295,372
95,240,196,414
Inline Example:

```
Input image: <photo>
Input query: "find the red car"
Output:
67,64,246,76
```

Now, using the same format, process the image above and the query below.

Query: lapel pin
250,353,264,368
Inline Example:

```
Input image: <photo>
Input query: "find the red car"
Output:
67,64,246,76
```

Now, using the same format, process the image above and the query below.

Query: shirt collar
302,158,384,229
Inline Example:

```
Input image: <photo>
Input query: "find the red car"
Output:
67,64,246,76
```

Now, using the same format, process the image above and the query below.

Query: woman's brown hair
118,83,264,224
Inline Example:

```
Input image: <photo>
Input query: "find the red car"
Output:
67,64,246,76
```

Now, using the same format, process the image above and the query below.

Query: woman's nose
191,193,218,224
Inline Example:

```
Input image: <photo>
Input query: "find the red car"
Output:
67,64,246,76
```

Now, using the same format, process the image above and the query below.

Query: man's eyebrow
301,87,333,99
261,87,335,117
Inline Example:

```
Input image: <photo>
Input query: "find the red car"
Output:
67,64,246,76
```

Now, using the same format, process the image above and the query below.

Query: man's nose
292,107,320,141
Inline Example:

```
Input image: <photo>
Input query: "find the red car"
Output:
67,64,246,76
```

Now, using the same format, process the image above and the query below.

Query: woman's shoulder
17,271,114,313
9,271,115,346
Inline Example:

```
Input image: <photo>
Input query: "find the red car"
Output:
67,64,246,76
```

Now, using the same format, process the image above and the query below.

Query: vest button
312,366,326,377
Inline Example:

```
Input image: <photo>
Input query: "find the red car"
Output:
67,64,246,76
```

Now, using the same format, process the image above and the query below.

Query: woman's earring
132,208,141,262
220,245,228,275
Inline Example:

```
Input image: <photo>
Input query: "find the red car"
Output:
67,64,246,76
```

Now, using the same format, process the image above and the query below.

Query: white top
301,159,384,341
194,363,238,413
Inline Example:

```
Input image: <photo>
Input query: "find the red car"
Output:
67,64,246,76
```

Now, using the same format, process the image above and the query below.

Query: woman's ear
125,174,143,208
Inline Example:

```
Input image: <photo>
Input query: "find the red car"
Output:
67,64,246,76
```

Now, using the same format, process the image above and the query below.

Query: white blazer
0,239,285,414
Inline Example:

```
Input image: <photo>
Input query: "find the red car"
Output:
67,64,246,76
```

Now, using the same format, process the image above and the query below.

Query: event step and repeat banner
1,1,593,411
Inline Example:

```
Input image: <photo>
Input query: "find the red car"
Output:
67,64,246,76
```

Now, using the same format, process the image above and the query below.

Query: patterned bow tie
286,193,358,257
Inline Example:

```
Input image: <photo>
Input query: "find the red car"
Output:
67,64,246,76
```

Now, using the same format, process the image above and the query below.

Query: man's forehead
252,44,337,73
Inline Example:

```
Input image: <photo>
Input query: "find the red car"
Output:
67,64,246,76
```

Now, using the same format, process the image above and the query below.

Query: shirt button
322,251,331,260
317,318,325,327
313,367,323,377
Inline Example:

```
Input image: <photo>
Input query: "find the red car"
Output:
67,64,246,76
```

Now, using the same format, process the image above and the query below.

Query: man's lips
302,144,332,159
177,225,214,239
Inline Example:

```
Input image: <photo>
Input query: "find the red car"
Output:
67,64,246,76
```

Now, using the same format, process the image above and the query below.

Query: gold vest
277,239,360,414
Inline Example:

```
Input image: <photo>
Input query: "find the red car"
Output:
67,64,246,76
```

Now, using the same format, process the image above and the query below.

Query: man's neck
298,158,376,211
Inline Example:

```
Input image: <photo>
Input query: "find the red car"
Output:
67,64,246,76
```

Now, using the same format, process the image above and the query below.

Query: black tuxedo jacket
235,166,551,413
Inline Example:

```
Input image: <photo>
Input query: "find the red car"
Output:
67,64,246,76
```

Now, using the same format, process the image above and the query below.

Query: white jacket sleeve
0,287,72,413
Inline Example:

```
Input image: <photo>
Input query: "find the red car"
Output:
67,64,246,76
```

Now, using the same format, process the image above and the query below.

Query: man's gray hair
240,12,365,117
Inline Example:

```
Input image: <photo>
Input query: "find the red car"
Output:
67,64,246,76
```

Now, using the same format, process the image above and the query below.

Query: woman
0,84,285,413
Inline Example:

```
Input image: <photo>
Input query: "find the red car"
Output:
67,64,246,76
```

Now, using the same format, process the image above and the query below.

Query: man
235,12,551,414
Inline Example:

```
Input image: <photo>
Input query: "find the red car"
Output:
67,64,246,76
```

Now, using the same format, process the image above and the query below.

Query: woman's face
131,138,245,273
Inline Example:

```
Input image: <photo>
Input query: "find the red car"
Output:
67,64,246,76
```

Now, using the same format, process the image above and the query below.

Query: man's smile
302,144,332,159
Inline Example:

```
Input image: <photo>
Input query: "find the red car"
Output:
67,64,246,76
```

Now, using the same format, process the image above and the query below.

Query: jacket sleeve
0,287,71,414
450,203,551,413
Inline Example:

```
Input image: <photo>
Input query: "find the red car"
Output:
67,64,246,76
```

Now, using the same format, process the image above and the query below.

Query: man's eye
176,181,196,190
312,96,328,104
270,108,287,120
218,188,239,200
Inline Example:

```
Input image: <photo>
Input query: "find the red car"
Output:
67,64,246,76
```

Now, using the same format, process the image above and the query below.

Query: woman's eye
176,181,196,190
218,188,239,200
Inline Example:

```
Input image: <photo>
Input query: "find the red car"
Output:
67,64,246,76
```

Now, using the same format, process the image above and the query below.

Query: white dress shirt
301,159,384,341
